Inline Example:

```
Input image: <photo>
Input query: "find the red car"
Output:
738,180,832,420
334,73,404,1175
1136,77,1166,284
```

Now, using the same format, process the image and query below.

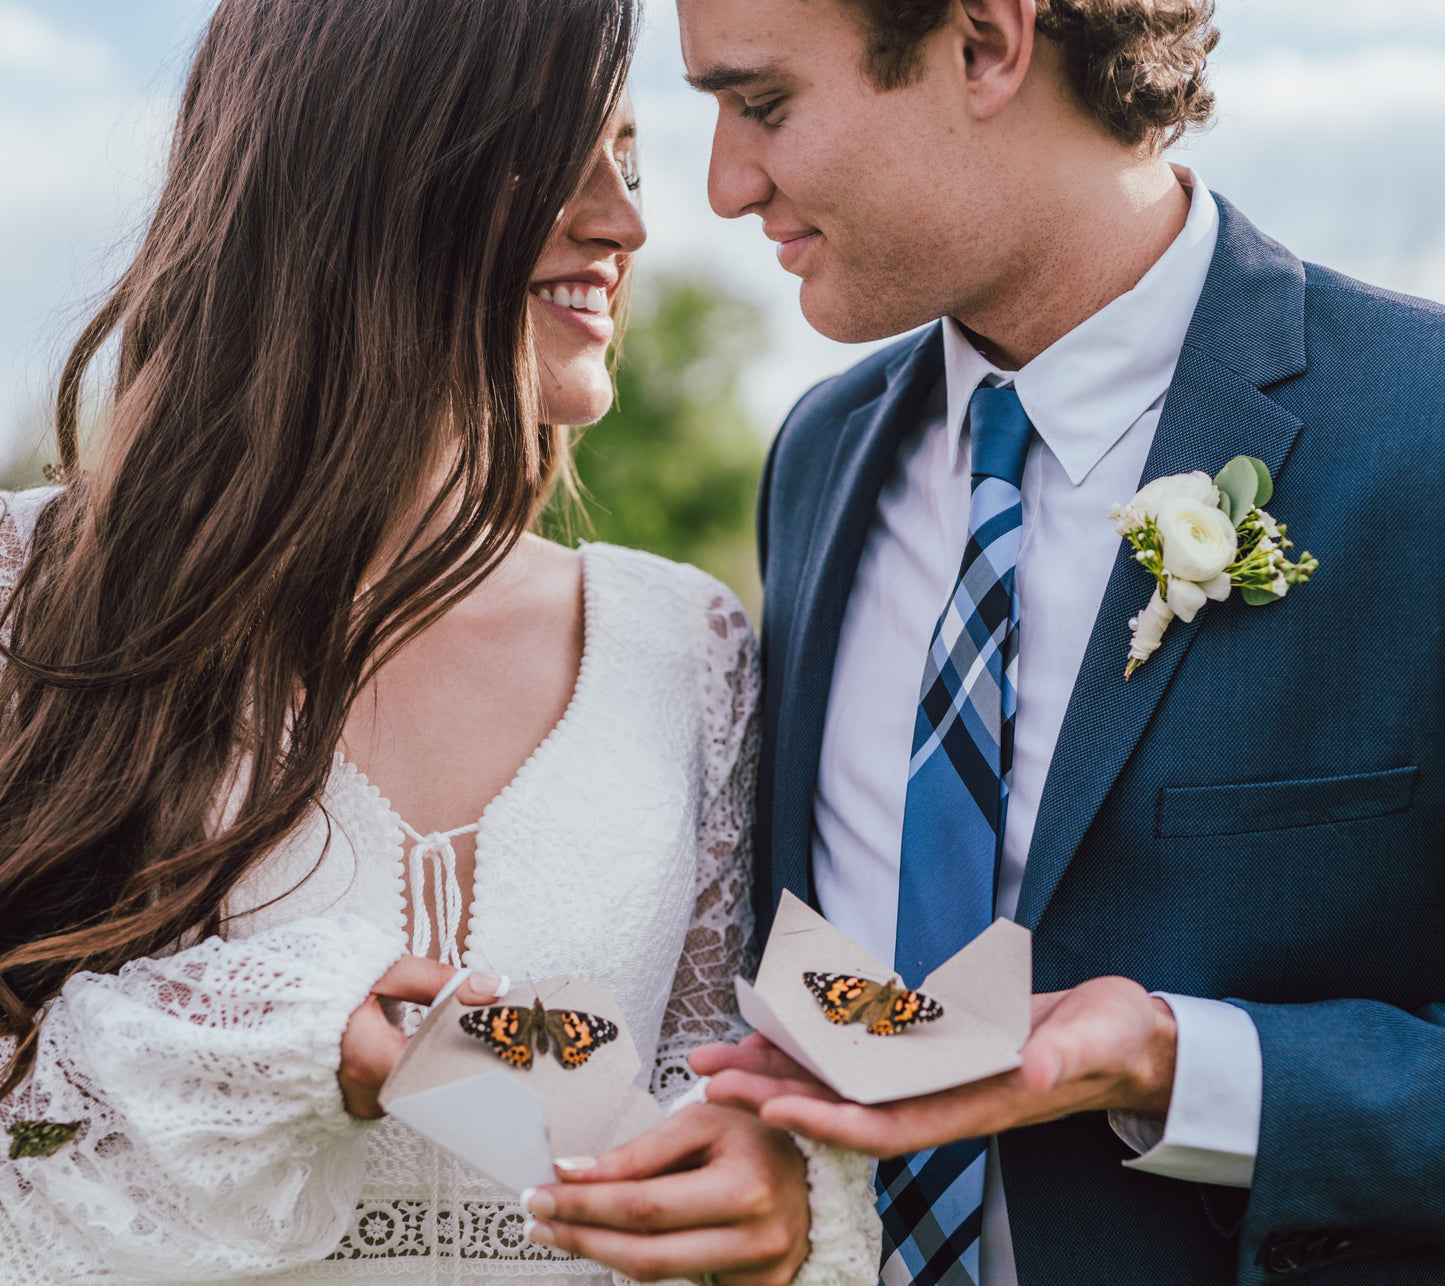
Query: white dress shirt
810,170,1261,1285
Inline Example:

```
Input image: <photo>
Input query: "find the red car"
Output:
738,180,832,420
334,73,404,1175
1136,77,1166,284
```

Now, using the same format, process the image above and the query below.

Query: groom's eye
739,97,786,128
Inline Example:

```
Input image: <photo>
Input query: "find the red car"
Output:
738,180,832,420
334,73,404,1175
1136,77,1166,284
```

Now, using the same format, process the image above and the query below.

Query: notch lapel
1014,199,1309,931
769,326,944,908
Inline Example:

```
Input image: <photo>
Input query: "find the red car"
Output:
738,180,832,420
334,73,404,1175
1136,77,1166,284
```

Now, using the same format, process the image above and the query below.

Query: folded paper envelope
380,975,663,1194
735,891,1032,1104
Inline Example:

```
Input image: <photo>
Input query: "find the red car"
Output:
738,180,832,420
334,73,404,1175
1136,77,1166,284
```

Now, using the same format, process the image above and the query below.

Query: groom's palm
695,977,1178,1157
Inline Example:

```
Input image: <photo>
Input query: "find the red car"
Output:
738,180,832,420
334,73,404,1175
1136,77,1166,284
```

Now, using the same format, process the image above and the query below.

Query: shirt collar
942,166,1220,483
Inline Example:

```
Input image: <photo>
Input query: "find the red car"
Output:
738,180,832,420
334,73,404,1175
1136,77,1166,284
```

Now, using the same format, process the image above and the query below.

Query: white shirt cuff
1109,993,1261,1188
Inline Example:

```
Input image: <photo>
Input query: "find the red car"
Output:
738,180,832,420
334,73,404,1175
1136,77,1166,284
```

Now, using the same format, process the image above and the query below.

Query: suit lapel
770,326,944,907
1014,199,1309,930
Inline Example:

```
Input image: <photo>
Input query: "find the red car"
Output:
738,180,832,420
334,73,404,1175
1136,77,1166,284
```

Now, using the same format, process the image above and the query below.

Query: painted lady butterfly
460,997,619,1070
803,972,944,1036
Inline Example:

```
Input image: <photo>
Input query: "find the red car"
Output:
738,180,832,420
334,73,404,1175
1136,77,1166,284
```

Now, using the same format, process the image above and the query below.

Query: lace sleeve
644,579,881,1286
0,487,63,646
649,582,761,1106
0,914,403,1283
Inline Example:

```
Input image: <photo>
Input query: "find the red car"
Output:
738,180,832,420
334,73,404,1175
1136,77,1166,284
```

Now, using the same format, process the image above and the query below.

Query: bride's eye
617,148,641,194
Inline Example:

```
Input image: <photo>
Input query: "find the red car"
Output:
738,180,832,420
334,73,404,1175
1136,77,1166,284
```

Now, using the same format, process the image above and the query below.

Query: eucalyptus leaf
1243,456,1274,508
1241,586,1281,607
1214,457,1260,525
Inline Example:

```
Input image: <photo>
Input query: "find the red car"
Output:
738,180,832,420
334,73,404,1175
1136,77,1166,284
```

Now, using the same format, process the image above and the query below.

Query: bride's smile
529,101,644,429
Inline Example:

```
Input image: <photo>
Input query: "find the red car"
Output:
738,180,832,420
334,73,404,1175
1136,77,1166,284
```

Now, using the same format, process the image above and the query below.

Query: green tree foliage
540,272,767,613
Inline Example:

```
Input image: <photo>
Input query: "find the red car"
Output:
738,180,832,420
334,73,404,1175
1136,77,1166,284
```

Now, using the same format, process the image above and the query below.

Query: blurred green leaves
540,272,768,614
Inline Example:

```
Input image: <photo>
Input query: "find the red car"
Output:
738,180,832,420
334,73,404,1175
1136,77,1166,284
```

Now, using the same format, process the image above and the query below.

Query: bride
0,1,878,1283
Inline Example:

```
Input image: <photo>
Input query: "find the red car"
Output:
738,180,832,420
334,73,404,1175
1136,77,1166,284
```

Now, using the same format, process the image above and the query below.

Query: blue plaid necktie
876,385,1032,1286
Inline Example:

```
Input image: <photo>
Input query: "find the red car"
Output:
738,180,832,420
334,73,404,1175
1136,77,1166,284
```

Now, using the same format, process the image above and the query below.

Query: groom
681,0,1445,1283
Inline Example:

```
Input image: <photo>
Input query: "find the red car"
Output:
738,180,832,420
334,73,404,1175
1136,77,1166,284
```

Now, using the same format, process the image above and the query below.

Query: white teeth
538,283,608,313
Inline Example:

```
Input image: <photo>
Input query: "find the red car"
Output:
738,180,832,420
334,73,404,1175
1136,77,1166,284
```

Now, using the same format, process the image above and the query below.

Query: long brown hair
0,0,636,1093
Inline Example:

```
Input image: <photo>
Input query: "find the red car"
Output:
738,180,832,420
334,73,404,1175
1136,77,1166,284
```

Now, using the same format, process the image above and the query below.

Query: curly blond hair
843,0,1219,151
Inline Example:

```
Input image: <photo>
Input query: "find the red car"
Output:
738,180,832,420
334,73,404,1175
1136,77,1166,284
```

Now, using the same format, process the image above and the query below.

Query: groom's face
679,0,992,343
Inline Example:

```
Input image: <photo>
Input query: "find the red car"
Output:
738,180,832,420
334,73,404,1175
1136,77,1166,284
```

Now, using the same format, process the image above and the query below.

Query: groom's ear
950,0,1037,121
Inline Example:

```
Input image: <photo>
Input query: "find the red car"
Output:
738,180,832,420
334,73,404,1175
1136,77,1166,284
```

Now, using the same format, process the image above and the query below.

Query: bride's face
529,100,646,428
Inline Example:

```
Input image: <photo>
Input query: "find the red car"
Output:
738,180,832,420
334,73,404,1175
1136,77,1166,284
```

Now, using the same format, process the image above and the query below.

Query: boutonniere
1109,456,1319,679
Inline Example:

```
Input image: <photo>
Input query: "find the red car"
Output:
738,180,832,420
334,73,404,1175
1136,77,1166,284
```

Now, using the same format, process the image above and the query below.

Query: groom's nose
707,113,774,220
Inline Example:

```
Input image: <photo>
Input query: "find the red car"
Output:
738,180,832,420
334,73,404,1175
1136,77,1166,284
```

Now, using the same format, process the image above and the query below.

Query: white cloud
0,6,173,456
1215,0,1445,41
0,99,170,216
1210,46,1445,129
0,3,111,83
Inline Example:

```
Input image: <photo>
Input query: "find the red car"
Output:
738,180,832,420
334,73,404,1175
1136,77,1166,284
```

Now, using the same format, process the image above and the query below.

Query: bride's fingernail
519,1187,555,1217
554,1156,597,1173
525,1219,555,1246
460,974,509,1004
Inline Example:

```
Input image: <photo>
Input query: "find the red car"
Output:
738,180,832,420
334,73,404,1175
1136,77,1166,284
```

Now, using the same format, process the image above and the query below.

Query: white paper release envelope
736,891,1032,1104
380,976,663,1194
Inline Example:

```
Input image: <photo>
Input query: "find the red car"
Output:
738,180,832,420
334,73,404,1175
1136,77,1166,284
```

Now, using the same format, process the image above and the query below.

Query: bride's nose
563,155,647,255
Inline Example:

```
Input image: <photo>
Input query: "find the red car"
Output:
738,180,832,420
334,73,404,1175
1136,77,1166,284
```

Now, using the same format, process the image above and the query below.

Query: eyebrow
684,61,787,94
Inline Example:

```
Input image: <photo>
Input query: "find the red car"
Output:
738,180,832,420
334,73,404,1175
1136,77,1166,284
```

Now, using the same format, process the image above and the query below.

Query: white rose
1128,471,1219,520
1157,497,1238,583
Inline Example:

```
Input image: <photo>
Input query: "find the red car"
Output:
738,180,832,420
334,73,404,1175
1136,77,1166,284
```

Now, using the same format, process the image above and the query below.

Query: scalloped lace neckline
333,540,600,843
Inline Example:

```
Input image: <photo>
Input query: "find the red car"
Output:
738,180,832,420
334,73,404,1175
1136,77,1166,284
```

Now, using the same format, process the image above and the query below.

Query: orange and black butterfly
459,997,619,1070
803,972,944,1036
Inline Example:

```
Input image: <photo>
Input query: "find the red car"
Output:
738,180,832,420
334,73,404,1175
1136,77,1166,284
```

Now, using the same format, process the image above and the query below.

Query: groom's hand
694,977,1177,1158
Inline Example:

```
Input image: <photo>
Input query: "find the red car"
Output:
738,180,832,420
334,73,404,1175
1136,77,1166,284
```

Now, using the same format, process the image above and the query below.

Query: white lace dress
0,488,880,1286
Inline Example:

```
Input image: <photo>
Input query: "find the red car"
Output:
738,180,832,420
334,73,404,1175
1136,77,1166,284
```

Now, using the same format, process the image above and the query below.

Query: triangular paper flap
754,890,891,992
740,893,1029,1105
380,975,662,1192
388,1072,555,1194
920,919,1032,1050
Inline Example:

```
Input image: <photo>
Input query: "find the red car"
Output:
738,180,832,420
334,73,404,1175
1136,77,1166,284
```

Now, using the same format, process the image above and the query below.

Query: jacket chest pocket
1154,766,1418,839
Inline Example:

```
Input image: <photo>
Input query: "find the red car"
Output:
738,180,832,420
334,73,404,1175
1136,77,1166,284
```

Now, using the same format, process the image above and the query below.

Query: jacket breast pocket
1154,766,1419,839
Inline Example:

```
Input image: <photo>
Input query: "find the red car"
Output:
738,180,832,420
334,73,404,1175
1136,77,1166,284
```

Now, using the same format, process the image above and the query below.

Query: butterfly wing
803,972,885,1026
863,982,946,1036
8,1120,83,1160
543,1009,620,1069
459,1004,537,1069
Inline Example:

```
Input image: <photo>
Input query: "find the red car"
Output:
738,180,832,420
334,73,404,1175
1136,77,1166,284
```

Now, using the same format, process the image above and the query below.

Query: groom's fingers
756,1094,909,1154
705,1068,840,1113
758,1070,1038,1158
690,1037,806,1080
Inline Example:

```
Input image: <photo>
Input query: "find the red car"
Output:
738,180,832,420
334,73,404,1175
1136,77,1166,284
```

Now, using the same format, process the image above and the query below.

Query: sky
3,0,1445,463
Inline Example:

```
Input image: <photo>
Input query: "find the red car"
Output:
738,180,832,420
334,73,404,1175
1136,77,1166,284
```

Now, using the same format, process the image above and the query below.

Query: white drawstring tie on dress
401,820,480,970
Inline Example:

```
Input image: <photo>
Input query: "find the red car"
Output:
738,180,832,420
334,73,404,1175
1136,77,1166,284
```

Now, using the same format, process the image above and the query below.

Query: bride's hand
339,958,506,1119
522,1102,811,1286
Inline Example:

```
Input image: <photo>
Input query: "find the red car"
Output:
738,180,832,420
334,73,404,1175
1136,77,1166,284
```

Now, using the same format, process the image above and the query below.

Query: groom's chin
797,282,937,346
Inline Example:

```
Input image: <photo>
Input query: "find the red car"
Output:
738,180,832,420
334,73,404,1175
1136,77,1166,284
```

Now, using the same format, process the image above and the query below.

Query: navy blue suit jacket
755,197,1445,1284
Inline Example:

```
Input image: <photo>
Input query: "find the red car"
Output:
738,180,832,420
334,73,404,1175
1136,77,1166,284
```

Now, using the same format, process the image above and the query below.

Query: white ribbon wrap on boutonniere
1109,456,1319,679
